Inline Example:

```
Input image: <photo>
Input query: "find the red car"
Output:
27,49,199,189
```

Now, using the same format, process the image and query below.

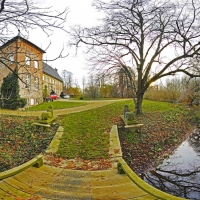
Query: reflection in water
142,127,200,200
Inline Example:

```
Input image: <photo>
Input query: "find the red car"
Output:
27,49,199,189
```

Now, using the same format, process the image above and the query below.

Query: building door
30,99,34,105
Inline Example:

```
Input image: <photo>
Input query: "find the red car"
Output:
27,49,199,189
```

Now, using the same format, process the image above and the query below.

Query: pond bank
118,108,197,175
118,104,199,199
142,126,200,200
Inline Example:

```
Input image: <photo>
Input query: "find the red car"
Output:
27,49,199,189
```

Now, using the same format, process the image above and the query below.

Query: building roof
0,35,46,53
43,62,63,82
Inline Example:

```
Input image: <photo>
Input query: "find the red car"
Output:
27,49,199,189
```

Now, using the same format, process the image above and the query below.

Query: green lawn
56,100,198,160
26,101,87,111
57,100,132,159
1,99,199,172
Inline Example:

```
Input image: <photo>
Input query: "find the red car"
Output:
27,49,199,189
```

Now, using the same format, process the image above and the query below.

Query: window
34,77,39,90
25,56,30,65
25,74,31,89
34,61,38,68
9,52,14,62
42,75,44,80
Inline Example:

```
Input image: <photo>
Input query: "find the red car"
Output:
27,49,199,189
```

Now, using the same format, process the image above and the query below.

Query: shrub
0,98,27,110
0,70,27,110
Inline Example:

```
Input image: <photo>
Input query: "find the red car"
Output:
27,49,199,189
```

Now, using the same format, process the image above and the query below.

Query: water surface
143,127,200,200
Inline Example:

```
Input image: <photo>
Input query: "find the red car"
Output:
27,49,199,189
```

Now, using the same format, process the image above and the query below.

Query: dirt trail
0,99,128,117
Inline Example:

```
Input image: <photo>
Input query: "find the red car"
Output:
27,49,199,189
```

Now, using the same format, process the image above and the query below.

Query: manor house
0,34,63,106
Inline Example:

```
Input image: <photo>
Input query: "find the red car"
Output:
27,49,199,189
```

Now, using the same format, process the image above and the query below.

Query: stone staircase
0,164,156,200
0,122,185,200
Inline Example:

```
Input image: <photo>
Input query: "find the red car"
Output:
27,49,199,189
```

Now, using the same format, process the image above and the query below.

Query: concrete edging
117,117,186,199
0,154,43,180
117,158,186,200
45,126,64,154
0,125,63,180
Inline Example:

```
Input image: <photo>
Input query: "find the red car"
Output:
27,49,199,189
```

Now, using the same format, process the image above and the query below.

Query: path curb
117,158,186,200
45,126,64,154
0,155,43,180
109,125,123,168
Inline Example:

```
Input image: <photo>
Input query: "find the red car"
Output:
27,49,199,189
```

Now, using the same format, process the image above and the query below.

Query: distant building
115,67,135,98
43,62,63,97
0,34,63,106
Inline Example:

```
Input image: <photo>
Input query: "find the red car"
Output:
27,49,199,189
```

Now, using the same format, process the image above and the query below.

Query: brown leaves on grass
44,154,112,171
114,149,120,154
43,155,63,167
0,116,59,172
119,111,195,175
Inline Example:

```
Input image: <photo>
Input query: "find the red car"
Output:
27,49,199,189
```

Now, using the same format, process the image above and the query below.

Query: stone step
0,165,156,199
0,180,32,199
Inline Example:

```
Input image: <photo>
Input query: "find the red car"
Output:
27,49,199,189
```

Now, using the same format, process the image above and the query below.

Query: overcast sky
29,0,103,86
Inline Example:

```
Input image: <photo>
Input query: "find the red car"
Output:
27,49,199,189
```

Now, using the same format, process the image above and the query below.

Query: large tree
70,0,200,114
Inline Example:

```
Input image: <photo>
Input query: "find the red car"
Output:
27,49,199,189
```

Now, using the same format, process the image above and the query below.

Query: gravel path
0,99,128,117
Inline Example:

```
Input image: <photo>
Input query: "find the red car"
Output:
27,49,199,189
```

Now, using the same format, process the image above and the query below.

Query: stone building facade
0,35,63,106
43,62,63,97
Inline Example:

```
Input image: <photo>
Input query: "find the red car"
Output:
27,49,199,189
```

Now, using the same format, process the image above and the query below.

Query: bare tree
0,0,68,40
179,76,200,105
69,0,200,114
85,74,100,99
144,77,182,102
61,70,73,91
81,75,86,97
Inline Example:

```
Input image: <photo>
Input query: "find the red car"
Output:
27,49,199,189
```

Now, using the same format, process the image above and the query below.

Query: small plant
126,132,139,144
153,142,163,152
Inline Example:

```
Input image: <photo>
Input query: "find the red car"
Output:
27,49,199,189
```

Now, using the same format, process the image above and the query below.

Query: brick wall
0,37,44,106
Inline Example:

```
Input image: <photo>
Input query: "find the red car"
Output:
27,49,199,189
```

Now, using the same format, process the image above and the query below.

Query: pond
142,126,200,200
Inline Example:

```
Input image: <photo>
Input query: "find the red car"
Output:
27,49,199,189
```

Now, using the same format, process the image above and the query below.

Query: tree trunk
135,92,144,115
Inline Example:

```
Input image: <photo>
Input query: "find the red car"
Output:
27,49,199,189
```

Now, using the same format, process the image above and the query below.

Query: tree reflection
142,127,200,200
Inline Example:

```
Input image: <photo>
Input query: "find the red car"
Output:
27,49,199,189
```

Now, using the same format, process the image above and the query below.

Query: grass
142,100,178,112
26,101,87,111
1,99,199,173
56,99,199,170
57,100,132,159
56,100,197,160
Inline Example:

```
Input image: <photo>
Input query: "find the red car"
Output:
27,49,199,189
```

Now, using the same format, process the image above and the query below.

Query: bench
125,123,144,133
32,122,50,130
